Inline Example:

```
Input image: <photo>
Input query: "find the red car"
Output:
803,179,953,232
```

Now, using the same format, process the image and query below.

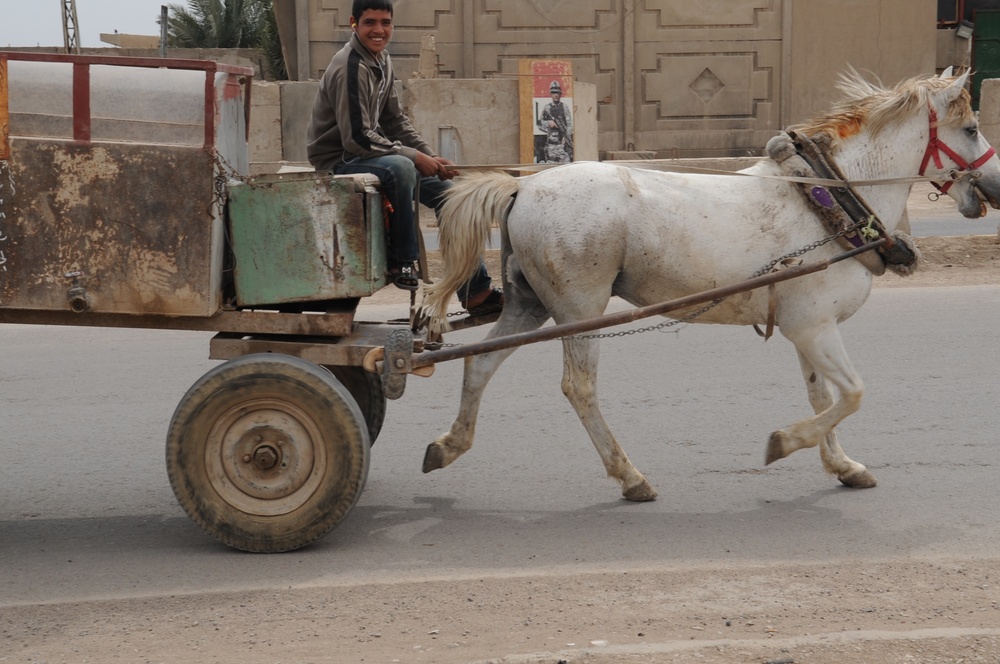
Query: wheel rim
204,397,328,516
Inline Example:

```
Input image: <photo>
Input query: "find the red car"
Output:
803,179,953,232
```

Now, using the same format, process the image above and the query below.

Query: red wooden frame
0,51,254,150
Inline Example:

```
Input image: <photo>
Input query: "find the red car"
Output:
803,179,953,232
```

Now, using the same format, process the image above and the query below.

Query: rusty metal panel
0,138,222,316
0,57,9,160
227,172,387,307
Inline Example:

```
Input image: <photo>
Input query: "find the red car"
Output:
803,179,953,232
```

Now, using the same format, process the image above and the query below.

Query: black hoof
422,444,446,473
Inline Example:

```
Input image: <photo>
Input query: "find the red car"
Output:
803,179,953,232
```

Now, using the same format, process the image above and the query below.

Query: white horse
420,70,1000,501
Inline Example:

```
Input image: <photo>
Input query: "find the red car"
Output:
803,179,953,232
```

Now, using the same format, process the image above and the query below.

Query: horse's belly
615,276,771,326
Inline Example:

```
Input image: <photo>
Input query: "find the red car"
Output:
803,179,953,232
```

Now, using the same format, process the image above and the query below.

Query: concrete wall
979,78,1000,149
276,0,938,158
404,79,598,165
786,1,937,125
249,78,599,170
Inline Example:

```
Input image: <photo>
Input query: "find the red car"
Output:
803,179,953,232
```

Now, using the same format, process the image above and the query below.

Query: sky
0,0,168,49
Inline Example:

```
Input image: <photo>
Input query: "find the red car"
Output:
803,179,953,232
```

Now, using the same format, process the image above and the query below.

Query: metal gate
972,9,1000,109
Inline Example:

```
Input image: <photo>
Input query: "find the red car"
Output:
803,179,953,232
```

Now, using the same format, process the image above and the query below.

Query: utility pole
61,0,81,54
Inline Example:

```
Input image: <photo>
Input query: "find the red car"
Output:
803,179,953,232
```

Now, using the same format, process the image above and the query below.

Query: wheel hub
204,401,327,516
251,444,280,470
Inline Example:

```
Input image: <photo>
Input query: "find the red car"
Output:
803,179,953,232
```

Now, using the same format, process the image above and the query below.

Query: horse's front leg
787,349,877,488
561,337,657,502
768,324,876,487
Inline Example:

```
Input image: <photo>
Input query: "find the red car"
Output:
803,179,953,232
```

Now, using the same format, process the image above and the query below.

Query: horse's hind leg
767,326,877,488
423,270,550,473
561,336,657,501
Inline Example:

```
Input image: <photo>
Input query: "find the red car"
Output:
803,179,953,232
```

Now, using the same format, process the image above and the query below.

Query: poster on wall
519,59,574,164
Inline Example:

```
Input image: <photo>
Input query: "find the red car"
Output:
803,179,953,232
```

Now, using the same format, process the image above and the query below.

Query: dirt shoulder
876,234,1000,288
5,558,1000,663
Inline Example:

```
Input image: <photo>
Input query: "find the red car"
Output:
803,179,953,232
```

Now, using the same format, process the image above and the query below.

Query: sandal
388,262,420,291
463,287,505,317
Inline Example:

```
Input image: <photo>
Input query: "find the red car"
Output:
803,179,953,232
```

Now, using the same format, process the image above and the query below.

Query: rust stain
222,74,243,102
51,146,121,210
6,140,217,315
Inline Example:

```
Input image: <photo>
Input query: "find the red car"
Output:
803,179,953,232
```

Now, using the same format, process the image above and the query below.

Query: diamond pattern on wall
690,68,724,103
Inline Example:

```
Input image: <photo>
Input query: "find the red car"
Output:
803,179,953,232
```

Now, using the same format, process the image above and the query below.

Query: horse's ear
942,68,971,103
940,66,954,79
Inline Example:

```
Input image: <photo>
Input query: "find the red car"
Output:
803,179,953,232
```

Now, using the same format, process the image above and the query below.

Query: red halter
919,105,996,194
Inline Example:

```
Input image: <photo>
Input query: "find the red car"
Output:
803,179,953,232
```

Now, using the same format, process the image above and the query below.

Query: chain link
567,223,864,341
424,223,867,352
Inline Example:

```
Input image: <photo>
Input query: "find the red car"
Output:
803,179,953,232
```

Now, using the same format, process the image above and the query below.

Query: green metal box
227,172,388,307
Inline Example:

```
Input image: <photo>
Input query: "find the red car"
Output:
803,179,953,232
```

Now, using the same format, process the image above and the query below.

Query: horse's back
504,161,872,325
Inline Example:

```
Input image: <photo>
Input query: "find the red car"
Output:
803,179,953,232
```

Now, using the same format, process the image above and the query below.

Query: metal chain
566,223,864,341
423,222,868,352
209,149,255,218
208,149,258,285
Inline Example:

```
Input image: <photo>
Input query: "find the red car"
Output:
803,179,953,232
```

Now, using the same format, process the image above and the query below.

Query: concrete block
280,81,320,163
249,81,283,164
405,78,521,165
980,79,1000,151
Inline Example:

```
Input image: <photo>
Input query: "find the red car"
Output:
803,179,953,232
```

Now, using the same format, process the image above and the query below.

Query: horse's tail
423,170,520,333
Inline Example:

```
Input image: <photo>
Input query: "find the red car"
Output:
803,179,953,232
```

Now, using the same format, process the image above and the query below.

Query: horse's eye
965,125,980,138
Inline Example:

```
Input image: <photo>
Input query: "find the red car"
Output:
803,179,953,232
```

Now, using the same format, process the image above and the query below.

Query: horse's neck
833,128,925,233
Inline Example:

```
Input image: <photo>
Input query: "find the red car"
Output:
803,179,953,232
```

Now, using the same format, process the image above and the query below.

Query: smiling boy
306,0,503,313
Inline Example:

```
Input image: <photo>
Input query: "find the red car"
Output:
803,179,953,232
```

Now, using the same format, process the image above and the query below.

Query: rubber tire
166,353,369,553
325,365,386,445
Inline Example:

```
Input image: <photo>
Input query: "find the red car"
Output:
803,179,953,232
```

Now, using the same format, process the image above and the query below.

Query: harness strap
753,258,802,341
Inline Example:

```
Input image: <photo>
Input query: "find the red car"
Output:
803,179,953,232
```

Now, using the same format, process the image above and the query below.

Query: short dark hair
352,0,393,21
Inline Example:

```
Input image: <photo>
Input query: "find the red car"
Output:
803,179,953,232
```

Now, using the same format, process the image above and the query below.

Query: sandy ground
4,559,1000,663
4,193,1000,664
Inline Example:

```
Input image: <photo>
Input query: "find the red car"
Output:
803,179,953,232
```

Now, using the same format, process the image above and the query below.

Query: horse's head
797,68,1000,219
921,68,1000,218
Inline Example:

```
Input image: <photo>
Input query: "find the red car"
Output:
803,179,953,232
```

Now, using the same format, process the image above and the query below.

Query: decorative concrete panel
639,41,780,129
480,0,618,32
638,0,781,39
294,0,935,157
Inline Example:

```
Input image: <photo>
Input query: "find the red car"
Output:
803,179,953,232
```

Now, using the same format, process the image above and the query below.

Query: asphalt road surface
3,283,1000,662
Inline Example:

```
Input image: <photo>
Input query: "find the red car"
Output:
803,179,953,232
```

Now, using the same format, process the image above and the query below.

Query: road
2,188,1000,662
3,282,1000,662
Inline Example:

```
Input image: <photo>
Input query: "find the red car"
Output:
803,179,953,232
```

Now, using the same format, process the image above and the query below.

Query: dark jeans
333,154,492,301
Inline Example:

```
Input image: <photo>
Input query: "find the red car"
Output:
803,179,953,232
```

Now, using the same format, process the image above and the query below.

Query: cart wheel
326,366,386,445
166,353,369,553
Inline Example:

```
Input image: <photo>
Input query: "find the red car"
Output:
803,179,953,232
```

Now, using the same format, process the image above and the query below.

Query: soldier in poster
537,79,573,163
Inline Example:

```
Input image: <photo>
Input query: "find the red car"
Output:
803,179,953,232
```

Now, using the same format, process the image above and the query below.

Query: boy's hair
352,0,393,21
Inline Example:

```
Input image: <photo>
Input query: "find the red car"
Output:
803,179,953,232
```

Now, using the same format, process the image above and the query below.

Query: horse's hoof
623,480,657,502
422,443,446,473
839,469,877,488
765,431,788,465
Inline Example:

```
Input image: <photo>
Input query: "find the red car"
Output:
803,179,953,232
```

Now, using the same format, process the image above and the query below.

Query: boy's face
352,9,393,55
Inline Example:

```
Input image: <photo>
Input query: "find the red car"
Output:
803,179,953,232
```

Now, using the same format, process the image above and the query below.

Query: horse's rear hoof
422,443,446,473
839,469,877,488
623,480,657,502
765,431,788,465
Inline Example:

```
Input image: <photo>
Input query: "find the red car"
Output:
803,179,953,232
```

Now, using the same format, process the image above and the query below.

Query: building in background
275,0,941,159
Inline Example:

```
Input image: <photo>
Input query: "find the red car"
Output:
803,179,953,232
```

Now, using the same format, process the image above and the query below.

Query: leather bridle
919,105,996,194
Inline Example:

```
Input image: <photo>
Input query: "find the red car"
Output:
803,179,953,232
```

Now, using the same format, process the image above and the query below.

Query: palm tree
163,0,286,79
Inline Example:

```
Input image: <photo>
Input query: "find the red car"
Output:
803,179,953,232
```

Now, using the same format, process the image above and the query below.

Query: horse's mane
790,67,975,148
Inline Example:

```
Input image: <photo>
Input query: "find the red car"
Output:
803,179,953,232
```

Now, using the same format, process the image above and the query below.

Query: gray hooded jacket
306,34,433,171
